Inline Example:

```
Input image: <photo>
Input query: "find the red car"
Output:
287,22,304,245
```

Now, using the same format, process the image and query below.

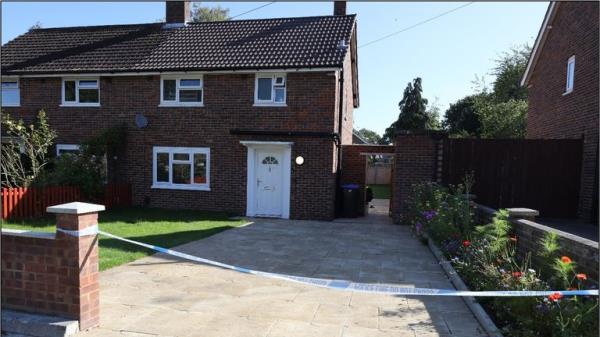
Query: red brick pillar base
47,202,105,331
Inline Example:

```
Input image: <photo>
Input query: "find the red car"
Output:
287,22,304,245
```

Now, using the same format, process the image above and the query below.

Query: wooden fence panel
1,184,132,220
442,139,583,218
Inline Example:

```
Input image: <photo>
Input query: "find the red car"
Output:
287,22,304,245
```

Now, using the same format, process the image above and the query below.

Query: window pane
173,163,191,184
64,81,76,101
193,153,207,184
156,153,169,182
1,88,19,106
274,88,285,103
163,80,176,101
180,79,201,87
257,78,272,101
274,77,285,85
58,149,79,156
1,81,18,88
79,89,99,103
179,89,202,102
79,80,98,88
173,153,189,161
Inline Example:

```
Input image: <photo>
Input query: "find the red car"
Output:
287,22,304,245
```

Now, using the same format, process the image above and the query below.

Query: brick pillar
392,131,446,224
47,202,105,331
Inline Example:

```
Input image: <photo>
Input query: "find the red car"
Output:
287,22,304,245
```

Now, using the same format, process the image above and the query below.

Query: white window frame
564,55,575,95
152,146,210,191
1,77,20,107
61,78,100,107
56,144,81,156
159,76,204,107
254,73,287,107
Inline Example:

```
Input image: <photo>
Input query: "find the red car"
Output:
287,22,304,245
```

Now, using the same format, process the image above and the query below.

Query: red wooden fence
1,184,132,220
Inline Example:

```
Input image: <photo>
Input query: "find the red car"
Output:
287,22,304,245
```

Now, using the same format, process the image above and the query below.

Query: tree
491,44,531,102
475,98,528,139
381,77,434,144
442,94,484,137
355,128,381,144
191,2,229,22
1,110,56,187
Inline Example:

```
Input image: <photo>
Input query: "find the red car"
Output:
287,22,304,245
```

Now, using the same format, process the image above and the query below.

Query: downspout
335,69,345,216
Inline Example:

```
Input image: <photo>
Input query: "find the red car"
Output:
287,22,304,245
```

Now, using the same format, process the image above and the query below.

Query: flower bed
406,182,599,337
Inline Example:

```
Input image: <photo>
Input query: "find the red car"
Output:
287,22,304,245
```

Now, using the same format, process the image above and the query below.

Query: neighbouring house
0,1,359,220
521,1,599,223
352,130,369,144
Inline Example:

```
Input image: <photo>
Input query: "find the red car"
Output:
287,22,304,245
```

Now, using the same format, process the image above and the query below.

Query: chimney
334,1,346,16
166,1,191,24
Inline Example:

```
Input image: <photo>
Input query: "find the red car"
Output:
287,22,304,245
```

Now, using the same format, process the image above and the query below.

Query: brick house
1,1,359,220
521,1,599,223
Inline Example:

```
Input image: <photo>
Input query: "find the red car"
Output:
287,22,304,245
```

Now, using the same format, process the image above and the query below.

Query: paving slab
76,218,486,337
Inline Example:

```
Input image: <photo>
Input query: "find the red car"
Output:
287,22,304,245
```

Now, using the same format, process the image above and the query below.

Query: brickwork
340,144,394,215
476,204,599,281
4,70,354,220
392,132,443,224
1,205,102,330
526,2,599,222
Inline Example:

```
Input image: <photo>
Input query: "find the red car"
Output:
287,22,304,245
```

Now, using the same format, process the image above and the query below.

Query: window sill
253,103,287,107
158,103,204,107
562,90,573,96
60,103,101,107
151,184,210,191
1,104,20,107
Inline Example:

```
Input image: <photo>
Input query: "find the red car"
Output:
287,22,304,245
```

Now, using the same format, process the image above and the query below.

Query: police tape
95,229,597,297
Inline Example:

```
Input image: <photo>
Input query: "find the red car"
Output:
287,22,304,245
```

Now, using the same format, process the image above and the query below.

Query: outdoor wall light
295,156,305,166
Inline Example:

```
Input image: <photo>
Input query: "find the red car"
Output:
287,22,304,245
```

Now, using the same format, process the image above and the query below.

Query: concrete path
78,218,486,337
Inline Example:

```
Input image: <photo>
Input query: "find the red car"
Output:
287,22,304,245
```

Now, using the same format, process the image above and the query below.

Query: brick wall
340,144,394,215
526,2,599,222
475,204,599,281
4,71,348,220
1,206,102,330
392,132,443,224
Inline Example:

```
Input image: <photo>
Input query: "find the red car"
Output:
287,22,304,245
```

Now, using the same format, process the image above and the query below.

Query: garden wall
0,203,103,330
475,203,599,281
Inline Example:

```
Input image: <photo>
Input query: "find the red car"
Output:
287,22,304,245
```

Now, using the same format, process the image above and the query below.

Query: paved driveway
79,218,485,337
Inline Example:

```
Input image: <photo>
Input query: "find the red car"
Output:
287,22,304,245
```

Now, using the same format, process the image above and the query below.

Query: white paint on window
1,78,20,107
254,73,286,106
159,76,203,106
565,55,575,94
152,146,210,191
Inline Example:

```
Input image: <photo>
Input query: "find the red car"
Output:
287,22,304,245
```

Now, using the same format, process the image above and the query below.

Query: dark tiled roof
2,15,356,75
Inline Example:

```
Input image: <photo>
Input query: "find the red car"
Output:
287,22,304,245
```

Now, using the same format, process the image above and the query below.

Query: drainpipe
335,69,345,215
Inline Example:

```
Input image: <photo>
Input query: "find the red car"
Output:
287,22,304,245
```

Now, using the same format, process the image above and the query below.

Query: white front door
254,149,284,217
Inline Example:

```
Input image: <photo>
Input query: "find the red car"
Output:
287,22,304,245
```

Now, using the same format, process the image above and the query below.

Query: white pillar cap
47,202,106,215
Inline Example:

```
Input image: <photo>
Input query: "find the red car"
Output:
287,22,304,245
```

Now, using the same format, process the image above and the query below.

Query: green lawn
2,207,246,271
368,184,391,199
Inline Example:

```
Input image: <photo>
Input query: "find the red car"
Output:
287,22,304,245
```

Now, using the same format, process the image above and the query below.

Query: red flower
548,292,563,302
576,273,587,281
463,240,471,247
512,271,522,278
561,256,572,264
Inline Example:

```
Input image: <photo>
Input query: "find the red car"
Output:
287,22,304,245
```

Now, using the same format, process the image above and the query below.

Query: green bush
405,181,599,337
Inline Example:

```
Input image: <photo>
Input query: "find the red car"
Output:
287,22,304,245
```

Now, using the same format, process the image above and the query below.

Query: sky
1,1,548,135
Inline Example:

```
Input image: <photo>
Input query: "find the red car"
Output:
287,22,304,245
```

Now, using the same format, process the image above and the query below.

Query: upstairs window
254,74,286,106
1,79,20,107
62,79,100,106
160,76,203,106
152,147,210,190
565,55,575,94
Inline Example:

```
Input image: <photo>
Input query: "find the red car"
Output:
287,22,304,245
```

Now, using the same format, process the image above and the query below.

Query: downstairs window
152,147,210,190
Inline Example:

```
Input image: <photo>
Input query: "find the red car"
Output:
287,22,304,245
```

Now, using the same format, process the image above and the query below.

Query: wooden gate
442,139,583,218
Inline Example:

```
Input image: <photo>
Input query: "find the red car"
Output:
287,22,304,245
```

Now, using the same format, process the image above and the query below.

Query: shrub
405,181,598,337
